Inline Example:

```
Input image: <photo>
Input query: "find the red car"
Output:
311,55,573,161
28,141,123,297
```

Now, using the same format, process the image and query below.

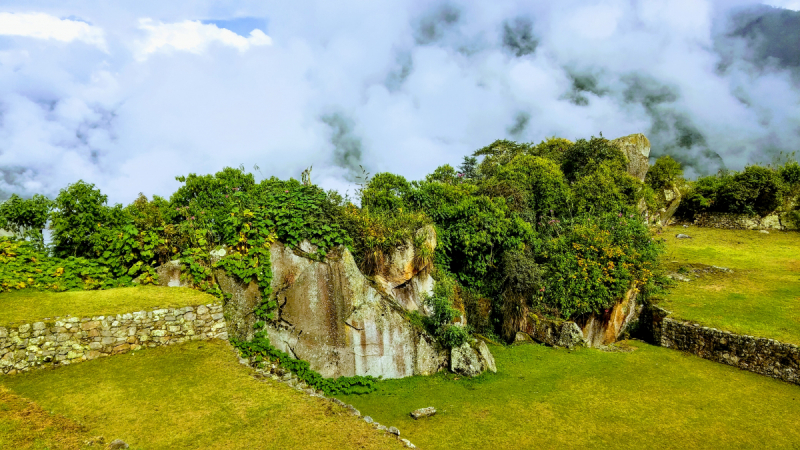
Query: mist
0,0,798,203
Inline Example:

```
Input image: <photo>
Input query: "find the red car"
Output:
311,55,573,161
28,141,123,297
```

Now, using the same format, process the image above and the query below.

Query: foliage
232,332,378,395
457,156,479,180
50,180,126,258
561,136,627,182
339,205,432,275
529,137,573,165
425,164,460,185
678,165,787,218
422,272,469,348
0,194,53,251
645,155,684,192
472,139,534,179
481,155,571,222
533,213,661,319
359,172,412,213
571,162,647,216
0,237,127,293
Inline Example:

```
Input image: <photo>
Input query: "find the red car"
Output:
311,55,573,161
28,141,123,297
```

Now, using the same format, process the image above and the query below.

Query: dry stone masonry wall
0,303,226,375
660,317,800,385
638,304,800,385
692,212,798,230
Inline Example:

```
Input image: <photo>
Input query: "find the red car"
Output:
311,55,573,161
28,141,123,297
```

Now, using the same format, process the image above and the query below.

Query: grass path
1,340,404,450
657,226,800,344
0,286,219,327
339,342,800,449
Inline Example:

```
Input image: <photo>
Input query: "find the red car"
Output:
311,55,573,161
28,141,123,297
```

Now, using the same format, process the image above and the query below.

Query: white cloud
135,18,272,60
762,0,800,10
0,12,106,50
0,0,797,205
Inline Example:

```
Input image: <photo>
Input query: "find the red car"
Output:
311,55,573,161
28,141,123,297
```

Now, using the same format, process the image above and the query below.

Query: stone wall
660,318,800,385
692,212,798,230
0,303,227,375
637,304,800,385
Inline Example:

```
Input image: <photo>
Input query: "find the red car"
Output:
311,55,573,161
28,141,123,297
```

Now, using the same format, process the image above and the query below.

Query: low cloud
135,18,271,60
0,12,106,50
0,1,798,205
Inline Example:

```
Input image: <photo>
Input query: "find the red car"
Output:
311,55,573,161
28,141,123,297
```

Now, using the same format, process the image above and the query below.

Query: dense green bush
481,155,570,222
423,272,469,348
533,213,661,319
571,162,646,215
678,165,790,218
561,136,627,182
645,155,683,192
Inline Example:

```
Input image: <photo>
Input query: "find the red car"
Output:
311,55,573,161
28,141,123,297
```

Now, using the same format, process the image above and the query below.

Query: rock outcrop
611,133,651,182
520,287,640,348
575,287,640,347
374,225,436,313
206,233,486,379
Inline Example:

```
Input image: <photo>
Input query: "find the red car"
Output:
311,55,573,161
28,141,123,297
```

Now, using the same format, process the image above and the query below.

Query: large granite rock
576,287,640,347
374,225,436,313
246,241,450,379
450,340,496,377
523,315,584,348
611,133,651,182
521,287,640,348
149,230,495,380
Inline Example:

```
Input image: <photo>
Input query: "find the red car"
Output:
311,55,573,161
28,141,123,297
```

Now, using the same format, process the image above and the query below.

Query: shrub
0,237,130,292
571,162,644,215
473,139,534,179
482,155,571,222
423,272,469,348
717,166,785,216
561,136,627,182
360,172,412,212
529,136,573,165
533,213,662,319
646,155,683,192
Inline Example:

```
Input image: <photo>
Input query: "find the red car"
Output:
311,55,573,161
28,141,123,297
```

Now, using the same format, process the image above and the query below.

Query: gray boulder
451,340,496,376
410,406,437,419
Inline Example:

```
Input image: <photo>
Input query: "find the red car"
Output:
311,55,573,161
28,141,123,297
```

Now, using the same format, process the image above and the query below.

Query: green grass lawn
338,341,800,449
657,225,800,344
0,339,404,450
0,286,219,327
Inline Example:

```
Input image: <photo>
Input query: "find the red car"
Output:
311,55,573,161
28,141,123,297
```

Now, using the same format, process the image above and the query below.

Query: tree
0,194,53,251
50,180,124,258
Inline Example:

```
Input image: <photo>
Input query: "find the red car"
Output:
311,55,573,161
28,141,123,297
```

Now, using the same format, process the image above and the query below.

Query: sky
0,1,798,205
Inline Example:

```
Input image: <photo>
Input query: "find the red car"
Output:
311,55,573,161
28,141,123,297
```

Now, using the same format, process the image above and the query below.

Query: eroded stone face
611,133,651,182
254,242,443,379
578,287,640,347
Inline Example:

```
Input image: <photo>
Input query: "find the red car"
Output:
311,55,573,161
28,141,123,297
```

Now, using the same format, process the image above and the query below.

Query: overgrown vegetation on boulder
0,134,670,346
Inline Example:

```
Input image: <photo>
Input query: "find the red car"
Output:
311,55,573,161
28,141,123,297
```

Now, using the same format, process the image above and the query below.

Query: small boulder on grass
410,407,436,419
107,439,129,450
676,234,691,239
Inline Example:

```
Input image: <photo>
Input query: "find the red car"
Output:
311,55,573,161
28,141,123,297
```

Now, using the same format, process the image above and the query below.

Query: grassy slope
0,286,219,327
339,342,800,449
1,340,404,450
0,385,97,450
658,225,800,344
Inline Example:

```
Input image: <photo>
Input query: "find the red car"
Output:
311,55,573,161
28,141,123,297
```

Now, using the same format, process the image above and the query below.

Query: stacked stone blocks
0,303,227,375
660,318,800,385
